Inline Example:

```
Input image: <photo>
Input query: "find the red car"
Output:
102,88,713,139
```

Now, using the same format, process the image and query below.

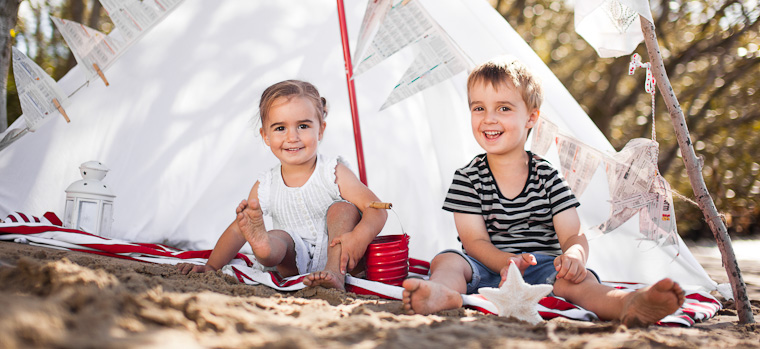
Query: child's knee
327,201,360,221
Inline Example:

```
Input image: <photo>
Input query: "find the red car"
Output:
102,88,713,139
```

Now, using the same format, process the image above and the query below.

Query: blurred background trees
3,0,759,241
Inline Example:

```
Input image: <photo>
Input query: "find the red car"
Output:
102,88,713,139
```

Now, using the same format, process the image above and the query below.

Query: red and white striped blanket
0,212,721,327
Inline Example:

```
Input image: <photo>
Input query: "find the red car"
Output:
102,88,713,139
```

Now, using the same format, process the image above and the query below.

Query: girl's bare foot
401,279,462,315
236,199,274,261
303,269,345,290
620,278,686,327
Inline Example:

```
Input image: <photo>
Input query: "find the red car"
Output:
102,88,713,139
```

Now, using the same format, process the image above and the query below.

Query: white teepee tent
0,0,719,293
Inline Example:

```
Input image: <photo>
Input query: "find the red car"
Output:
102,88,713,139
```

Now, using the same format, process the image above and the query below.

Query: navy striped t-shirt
443,151,580,257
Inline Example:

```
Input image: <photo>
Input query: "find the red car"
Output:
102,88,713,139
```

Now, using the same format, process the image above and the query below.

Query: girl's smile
260,96,325,171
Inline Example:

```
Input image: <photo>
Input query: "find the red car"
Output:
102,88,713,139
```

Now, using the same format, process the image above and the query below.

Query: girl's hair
466,56,543,112
259,80,328,124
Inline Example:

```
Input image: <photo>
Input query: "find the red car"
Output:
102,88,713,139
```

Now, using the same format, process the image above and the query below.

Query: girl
178,80,387,290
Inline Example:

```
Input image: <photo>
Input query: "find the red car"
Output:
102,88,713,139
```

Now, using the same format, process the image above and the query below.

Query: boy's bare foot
303,269,345,290
620,278,686,328
236,200,273,260
401,279,462,315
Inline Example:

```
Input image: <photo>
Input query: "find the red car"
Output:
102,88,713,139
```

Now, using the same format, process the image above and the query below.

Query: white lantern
64,161,115,236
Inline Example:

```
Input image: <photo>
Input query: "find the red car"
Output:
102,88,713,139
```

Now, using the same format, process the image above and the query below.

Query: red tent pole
336,0,368,185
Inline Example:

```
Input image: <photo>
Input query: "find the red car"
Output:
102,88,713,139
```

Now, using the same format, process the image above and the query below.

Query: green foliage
491,0,760,240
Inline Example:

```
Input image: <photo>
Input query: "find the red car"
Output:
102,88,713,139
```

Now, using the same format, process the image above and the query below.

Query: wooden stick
52,98,70,123
369,202,392,209
92,63,110,86
640,15,754,324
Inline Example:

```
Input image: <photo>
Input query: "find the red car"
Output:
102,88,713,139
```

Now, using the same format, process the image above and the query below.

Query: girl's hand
330,232,366,274
553,253,587,284
177,263,216,275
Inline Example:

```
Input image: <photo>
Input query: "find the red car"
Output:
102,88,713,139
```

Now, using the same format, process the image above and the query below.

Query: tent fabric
0,0,717,292
0,218,722,327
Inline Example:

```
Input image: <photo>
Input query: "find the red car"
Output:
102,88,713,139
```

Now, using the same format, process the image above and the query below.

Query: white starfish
478,262,553,325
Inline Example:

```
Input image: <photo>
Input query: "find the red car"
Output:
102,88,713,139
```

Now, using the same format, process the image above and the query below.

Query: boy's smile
468,81,538,159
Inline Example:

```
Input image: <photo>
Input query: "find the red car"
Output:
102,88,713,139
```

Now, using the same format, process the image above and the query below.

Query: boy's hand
330,232,366,274
498,253,536,287
553,253,587,284
177,263,216,275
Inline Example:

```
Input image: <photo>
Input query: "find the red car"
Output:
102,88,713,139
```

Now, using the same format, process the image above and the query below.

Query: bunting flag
555,134,602,198
594,138,660,233
380,31,468,110
353,0,434,76
574,0,655,58
530,116,559,157
51,16,124,85
11,48,71,131
353,0,468,110
99,0,184,42
352,0,394,68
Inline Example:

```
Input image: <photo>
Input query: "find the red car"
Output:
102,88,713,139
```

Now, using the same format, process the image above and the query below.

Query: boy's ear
526,109,540,128
259,127,270,146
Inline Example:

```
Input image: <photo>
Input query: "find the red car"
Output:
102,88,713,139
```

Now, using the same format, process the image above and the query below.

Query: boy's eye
298,124,310,129
472,106,484,112
274,126,285,131
499,106,511,112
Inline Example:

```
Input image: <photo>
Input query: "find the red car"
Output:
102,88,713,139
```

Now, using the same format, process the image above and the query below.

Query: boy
401,57,685,327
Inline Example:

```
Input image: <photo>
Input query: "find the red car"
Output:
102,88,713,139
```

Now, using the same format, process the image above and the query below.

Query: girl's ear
318,121,327,141
260,127,270,146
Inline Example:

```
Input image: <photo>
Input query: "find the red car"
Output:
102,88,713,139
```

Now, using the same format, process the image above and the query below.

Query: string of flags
352,0,469,110
7,0,185,142
531,53,677,247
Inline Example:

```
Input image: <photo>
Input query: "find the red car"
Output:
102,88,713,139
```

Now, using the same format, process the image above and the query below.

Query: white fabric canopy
0,0,716,292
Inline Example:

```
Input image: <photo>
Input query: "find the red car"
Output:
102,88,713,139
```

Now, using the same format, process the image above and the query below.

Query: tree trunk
0,0,21,133
640,15,755,324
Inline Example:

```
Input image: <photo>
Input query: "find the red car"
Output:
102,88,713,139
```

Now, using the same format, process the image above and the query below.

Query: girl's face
260,96,325,169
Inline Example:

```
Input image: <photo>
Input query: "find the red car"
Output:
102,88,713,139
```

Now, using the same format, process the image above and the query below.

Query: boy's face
468,80,538,158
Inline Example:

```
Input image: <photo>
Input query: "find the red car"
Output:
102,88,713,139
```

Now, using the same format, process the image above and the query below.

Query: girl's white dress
257,154,345,274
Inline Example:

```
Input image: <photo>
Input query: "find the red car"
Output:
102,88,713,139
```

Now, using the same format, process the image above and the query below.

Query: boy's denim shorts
438,249,598,295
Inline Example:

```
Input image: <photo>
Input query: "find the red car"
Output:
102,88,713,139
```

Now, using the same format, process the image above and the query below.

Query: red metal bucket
364,234,409,285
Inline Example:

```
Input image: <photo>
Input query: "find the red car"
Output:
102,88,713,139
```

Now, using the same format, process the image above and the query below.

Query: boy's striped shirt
443,152,580,256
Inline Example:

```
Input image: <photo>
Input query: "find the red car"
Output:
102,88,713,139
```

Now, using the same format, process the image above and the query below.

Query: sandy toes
304,270,345,291
620,278,686,328
401,279,462,315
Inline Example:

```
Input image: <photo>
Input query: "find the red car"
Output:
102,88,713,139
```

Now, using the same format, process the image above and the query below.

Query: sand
1,241,758,349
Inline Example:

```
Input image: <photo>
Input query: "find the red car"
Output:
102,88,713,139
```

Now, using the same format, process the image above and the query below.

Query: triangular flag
530,116,559,157
353,0,434,76
353,0,393,68
11,47,70,131
51,16,123,85
380,30,467,110
555,134,602,198
99,0,184,41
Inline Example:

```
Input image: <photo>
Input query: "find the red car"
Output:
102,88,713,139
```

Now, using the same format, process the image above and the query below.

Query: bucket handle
368,202,407,239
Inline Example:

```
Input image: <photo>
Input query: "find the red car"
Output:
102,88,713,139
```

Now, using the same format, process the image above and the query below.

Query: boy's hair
467,56,543,112
259,80,328,124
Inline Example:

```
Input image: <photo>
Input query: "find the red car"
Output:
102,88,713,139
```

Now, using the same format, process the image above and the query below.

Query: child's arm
178,182,259,274
453,212,534,274
331,163,388,274
553,207,588,283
